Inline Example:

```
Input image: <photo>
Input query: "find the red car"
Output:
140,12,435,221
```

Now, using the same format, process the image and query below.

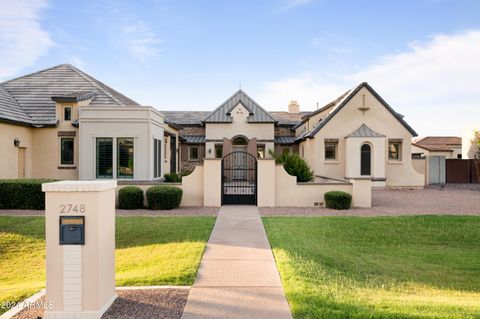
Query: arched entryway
231,136,248,153
222,151,257,205
361,144,372,176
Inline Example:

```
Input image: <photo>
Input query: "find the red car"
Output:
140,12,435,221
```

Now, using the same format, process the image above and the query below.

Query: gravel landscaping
261,185,480,216
11,288,190,319
0,206,218,217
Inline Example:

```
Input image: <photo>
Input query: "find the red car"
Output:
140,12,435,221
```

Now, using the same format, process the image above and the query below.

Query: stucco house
412,136,462,159
0,64,423,188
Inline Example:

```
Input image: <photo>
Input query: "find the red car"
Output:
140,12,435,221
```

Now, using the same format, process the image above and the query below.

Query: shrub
270,150,314,182
324,191,352,210
118,186,144,209
146,185,183,210
0,179,56,210
164,173,182,183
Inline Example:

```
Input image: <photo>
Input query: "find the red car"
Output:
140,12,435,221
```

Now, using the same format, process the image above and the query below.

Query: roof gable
306,82,417,138
203,90,276,123
0,64,140,126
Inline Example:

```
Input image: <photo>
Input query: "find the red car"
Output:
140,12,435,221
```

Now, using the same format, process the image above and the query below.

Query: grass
0,216,215,315
263,216,480,319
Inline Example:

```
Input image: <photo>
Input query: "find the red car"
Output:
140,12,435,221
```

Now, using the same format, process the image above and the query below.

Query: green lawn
263,216,480,319
0,216,215,315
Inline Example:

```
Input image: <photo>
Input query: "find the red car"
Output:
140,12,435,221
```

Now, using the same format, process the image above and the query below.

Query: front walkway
181,206,292,319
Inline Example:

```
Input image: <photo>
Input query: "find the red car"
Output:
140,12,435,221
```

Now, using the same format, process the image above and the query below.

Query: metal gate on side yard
446,159,479,183
428,156,446,184
222,151,257,205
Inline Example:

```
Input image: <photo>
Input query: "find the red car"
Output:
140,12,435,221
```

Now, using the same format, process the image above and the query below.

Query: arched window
360,144,371,176
232,136,248,145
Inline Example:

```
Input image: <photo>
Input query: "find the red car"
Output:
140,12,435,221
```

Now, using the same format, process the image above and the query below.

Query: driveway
260,184,480,216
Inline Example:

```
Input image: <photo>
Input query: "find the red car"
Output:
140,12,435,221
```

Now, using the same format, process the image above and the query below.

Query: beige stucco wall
79,107,164,181
307,86,424,187
203,159,221,206
0,123,33,179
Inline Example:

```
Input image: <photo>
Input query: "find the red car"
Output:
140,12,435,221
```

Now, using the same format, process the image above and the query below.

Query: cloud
120,20,161,62
0,0,54,78
280,0,312,11
258,30,480,135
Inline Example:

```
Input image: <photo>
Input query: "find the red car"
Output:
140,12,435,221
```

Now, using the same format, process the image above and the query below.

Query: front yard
263,216,480,319
0,216,215,315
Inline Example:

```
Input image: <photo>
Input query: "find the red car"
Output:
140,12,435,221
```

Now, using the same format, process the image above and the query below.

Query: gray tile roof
347,124,385,138
274,136,296,144
0,86,33,124
161,111,211,125
204,90,276,123
181,135,206,144
0,64,140,126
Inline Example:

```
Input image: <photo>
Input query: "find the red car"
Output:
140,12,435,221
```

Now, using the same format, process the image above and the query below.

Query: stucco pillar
203,159,221,206
222,138,232,156
42,180,117,319
257,159,276,206
351,178,372,207
247,138,257,158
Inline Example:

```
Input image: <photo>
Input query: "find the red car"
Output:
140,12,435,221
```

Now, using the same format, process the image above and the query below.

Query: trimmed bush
0,179,56,210
164,173,182,183
146,185,183,210
270,150,314,182
324,191,352,210
118,186,144,209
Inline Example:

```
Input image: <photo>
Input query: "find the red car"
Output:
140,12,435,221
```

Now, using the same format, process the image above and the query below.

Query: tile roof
204,90,276,123
346,124,385,138
269,111,309,125
0,64,140,126
161,111,211,125
413,136,461,151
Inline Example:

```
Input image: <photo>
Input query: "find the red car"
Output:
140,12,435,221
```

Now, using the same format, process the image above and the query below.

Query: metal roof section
306,82,418,138
0,64,140,126
274,136,296,144
181,135,206,144
346,124,385,138
203,90,277,123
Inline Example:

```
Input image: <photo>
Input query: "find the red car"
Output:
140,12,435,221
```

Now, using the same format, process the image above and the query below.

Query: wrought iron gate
222,151,257,205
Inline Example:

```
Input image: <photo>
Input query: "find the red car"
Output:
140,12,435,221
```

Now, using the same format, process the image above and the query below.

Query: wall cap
42,180,117,192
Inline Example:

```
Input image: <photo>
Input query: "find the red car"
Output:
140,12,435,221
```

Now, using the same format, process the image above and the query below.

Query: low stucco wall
116,164,204,207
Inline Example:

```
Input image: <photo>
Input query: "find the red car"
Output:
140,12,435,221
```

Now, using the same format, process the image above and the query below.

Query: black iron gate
222,151,257,205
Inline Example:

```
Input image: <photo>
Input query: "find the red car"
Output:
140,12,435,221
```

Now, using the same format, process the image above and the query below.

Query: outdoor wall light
13,138,20,147
208,148,212,154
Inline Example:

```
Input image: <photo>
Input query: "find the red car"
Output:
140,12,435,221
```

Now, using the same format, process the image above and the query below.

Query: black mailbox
59,216,85,245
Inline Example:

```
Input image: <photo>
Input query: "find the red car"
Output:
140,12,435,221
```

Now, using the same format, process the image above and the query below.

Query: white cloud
0,0,54,78
258,30,480,135
120,20,161,62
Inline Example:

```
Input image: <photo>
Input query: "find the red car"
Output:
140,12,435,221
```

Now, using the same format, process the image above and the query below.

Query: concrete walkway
181,206,293,319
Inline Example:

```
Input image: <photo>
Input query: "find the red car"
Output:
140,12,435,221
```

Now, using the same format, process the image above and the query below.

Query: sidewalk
181,205,293,319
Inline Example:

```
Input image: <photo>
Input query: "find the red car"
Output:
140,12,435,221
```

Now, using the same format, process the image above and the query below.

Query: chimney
288,100,300,113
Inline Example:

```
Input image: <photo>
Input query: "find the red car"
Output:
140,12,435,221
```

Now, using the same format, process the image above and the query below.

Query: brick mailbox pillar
42,180,117,319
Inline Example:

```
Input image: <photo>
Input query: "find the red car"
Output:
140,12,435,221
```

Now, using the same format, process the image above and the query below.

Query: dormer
52,91,96,128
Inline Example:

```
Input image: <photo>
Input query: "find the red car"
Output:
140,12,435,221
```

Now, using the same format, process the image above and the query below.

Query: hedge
324,191,352,210
0,179,56,210
164,173,182,183
118,186,144,209
270,150,314,182
146,185,183,210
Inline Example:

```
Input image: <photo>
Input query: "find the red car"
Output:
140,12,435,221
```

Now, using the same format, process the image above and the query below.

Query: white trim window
60,137,74,165
96,138,113,178
189,146,199,161
117,138,134,179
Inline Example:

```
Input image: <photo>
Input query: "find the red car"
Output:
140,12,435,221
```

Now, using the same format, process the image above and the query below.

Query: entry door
18,148,25,178
360,144,371,176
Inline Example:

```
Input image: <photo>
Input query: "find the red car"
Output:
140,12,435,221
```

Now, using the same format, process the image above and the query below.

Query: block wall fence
117,158,372,208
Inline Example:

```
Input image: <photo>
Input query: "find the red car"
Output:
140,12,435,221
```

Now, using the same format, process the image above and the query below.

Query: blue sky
1,0,479,136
